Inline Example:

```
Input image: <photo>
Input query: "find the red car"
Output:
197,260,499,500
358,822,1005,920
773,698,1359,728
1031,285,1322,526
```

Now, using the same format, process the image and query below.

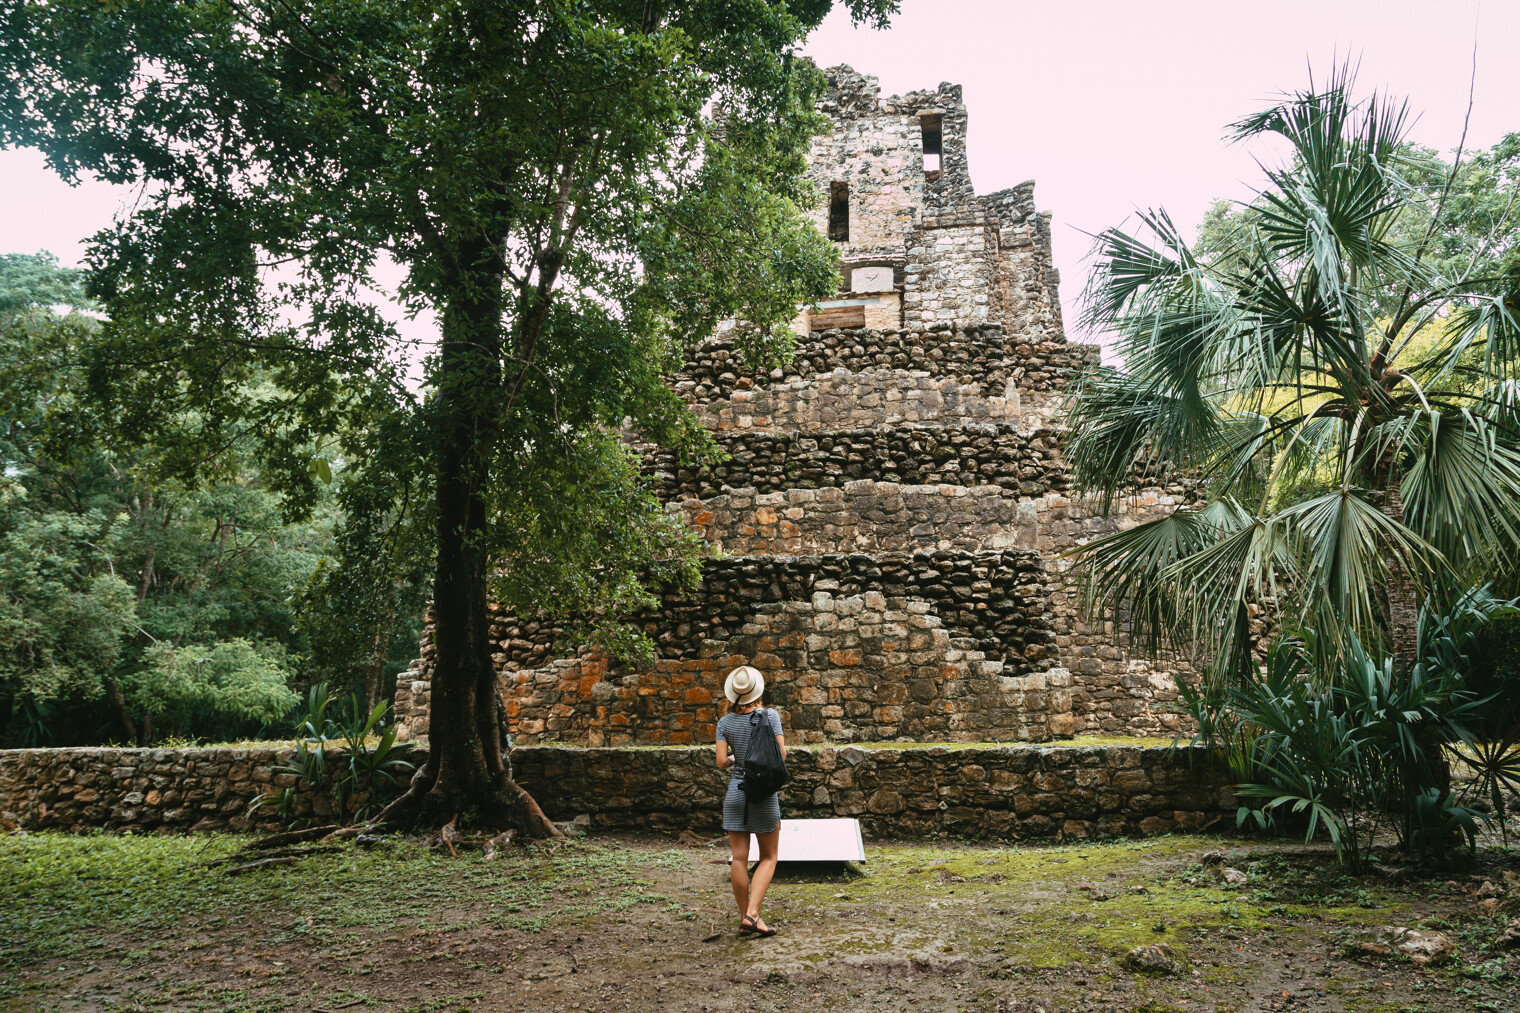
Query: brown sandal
743,915,778,938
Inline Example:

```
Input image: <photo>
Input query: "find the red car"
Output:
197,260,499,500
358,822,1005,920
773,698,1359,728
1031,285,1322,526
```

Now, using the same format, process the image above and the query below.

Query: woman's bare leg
745,825,781,924
727,831,751,917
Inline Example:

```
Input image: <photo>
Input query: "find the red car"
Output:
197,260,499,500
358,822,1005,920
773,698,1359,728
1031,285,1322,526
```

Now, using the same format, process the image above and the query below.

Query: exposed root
223,855,303,875
371,767,563,839
243,825,340,851
207,844,340,868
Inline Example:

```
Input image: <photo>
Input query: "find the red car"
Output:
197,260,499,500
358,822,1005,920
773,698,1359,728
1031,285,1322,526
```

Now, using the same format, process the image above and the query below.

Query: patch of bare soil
11,834,1520,1013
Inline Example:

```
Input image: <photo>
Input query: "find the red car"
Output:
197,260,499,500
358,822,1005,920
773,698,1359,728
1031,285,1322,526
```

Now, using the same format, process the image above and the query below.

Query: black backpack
740,709,789,813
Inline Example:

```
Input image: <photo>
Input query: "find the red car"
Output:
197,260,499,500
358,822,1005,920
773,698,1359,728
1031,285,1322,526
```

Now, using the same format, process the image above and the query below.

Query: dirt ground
3,831,1519,1013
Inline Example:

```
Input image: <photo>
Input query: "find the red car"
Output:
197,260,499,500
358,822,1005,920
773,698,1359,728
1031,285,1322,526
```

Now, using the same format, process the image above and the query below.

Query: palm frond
1279,486,1444,654
1067,499,1252,662
1079,209,1202,331
1401,409,1520,568
1062,367,1223,511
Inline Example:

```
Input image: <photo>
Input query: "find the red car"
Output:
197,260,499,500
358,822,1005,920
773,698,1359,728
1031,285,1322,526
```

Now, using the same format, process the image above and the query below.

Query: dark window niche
828,181,849,241
921,114,943,178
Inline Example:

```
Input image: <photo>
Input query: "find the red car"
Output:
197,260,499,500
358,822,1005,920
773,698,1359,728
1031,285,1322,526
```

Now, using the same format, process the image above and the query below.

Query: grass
777,836,1421,969
0,832,687,1001
4,831,1516,1012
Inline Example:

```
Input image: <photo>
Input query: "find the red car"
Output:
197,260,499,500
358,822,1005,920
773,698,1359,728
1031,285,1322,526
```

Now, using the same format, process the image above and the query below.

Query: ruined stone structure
393,66,1192,748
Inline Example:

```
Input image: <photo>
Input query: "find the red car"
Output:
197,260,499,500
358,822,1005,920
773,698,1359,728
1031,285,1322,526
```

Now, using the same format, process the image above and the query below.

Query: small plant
253,683,415,826
1221,627,1491,871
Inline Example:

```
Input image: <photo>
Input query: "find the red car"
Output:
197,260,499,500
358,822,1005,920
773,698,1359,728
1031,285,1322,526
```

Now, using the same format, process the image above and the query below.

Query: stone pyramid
394,67,1194,746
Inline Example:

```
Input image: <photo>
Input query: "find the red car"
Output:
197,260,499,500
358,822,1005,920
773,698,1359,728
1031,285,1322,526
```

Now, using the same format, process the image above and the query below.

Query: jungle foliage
1069,69,1520,682
1082,72,1520,866
0,252,426,747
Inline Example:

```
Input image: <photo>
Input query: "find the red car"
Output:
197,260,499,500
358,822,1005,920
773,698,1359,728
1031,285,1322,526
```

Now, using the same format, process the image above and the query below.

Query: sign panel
851,266,896,293
748,818,866,862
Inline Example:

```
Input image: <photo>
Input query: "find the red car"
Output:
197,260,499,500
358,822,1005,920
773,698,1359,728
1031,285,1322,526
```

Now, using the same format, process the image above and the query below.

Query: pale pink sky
3,0,1515,346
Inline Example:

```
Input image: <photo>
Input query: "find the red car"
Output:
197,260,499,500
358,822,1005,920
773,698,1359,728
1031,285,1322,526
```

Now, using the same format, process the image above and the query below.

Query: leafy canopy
0,0,896,667
0,254,321,745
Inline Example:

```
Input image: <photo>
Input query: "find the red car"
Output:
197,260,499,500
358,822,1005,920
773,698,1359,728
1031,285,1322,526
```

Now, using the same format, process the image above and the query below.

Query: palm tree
1066,68,1520,684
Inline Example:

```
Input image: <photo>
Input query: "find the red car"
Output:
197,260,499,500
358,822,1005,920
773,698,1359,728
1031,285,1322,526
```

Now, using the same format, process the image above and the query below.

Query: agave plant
251,683,415,826
1066,67,1520,682
1231,633,1486,870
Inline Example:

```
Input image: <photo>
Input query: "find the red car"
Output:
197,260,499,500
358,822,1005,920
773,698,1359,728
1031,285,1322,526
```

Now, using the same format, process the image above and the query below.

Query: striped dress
717,708,784,833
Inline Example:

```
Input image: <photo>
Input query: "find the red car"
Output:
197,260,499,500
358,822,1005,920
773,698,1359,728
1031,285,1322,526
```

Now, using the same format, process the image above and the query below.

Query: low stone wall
1,742,1234,841
514,742,1236,840
0,743,430,833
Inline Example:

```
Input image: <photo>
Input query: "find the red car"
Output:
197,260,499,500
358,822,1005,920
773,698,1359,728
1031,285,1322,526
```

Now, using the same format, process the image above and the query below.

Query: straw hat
723,666,765,705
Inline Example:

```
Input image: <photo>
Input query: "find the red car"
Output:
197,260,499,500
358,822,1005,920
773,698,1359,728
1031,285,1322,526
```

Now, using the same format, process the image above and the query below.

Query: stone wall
673,326,1092,406
692,369,1015,433
0,743,430,833
904,219,1001,329
2,742,1235,842
516,743,1235,840
671,481,1191,557
488,604,1069,746
399,550,1069,746
643,423,1065,499
430,550,1054,675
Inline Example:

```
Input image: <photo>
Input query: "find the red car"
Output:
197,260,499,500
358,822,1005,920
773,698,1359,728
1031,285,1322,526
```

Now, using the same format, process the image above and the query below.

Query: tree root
206,844,340,868
242,825,340,851
223,855,302,875
371,768,562,839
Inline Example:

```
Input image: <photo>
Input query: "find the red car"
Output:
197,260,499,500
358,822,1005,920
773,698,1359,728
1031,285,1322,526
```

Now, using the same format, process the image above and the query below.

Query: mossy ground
2,831,1516,1012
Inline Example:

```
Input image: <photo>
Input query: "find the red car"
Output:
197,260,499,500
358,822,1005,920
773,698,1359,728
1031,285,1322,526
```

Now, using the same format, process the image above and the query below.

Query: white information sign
748,818,866,862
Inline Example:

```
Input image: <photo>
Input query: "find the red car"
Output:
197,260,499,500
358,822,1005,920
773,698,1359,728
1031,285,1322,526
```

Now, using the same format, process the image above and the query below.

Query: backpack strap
739,708,765,827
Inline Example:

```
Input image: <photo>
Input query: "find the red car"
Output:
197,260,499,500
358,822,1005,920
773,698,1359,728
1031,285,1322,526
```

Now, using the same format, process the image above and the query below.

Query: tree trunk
1378,474,1422,675
365,628,384,712
110,683,140,746
375,255,559,837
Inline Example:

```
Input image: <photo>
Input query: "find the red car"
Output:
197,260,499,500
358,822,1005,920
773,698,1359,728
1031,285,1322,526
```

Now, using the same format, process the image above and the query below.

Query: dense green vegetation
0,0,896,827
0,252,426,747
1070,70,1520,865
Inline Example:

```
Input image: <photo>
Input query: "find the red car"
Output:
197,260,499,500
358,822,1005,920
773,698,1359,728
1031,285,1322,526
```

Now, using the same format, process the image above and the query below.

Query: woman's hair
728,692,764,713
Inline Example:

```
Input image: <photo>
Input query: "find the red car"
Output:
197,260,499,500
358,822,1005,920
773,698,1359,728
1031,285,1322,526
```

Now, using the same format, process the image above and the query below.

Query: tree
0,0,894,831
0,253,323,746
296,479,430,713
1066,69,1520,683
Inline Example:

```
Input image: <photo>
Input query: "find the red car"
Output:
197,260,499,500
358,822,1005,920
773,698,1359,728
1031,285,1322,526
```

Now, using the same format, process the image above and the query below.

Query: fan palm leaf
1066,66,1520,678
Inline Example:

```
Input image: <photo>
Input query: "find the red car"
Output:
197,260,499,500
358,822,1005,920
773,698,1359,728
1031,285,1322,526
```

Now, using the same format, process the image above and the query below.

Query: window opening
921,114,943,177
828,181,849,241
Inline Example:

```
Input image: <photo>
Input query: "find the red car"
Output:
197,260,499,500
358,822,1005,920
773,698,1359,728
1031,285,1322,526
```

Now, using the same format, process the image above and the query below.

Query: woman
715,665,785,938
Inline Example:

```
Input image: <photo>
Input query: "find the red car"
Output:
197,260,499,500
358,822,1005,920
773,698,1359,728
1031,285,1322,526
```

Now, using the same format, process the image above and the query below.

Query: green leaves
136,638,299,728
1222,630,1488,869
0,488,137,705
1068,67,1520,673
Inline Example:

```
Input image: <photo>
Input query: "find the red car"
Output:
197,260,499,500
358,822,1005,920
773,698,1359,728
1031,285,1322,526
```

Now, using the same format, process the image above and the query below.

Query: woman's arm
771,709,786,759
716,739,733,769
